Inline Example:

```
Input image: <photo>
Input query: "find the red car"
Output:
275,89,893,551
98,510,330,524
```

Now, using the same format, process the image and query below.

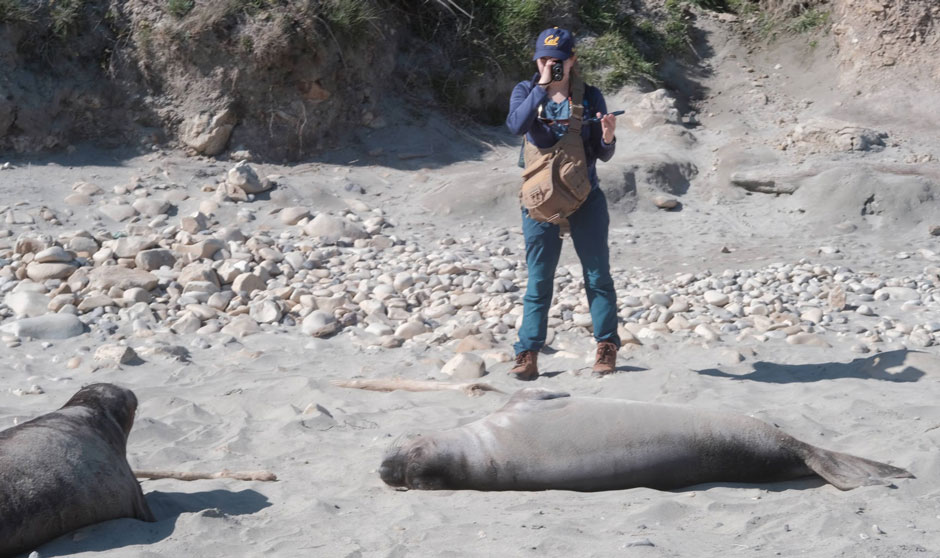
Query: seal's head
379,435,461,490
62,383,139,438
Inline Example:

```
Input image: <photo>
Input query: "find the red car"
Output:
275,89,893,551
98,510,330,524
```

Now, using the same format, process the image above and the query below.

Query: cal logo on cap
544,34,560,46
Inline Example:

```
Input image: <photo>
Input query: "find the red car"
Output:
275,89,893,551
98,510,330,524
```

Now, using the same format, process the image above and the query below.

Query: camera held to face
551,60,564,82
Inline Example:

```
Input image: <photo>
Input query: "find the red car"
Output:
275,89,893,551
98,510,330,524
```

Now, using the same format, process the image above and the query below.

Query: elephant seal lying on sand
380,388,913,492
0,383,155,556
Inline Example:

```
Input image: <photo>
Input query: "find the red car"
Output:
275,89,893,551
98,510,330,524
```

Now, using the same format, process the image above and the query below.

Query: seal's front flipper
801,445,914,490
502,388,570,410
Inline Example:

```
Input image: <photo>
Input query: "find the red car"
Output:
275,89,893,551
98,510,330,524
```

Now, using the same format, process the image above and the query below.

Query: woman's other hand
599,112,616,143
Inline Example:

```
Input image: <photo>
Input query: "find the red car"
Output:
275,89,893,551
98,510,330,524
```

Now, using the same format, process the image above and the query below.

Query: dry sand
2,13,940,558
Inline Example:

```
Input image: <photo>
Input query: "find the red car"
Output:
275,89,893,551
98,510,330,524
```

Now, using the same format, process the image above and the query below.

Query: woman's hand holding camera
536,58,555,87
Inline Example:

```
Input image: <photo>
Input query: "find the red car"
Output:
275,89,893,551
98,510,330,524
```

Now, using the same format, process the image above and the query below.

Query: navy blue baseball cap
533,27,575,61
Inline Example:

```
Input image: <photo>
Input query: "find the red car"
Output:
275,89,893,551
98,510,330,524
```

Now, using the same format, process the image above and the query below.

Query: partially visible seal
380,388,913,492
0,383,155,556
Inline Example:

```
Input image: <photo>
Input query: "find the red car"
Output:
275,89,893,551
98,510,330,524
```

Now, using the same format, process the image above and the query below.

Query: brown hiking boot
509,350,539,381
593,342,618,375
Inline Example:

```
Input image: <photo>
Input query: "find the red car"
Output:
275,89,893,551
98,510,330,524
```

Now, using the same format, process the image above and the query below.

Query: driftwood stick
134,470,277,482
332,378,503,397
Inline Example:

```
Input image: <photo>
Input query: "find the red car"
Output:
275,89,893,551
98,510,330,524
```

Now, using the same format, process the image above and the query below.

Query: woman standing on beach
505,27,621,380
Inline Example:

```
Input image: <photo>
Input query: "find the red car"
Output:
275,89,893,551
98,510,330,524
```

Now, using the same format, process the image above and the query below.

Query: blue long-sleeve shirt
506,73,616,190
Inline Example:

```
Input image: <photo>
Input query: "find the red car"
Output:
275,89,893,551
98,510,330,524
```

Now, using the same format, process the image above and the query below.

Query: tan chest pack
519,71,591,225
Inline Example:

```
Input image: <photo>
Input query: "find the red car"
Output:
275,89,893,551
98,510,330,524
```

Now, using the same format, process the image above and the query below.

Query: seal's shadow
673,476,828,493
696,349,934,384
37,489,271,556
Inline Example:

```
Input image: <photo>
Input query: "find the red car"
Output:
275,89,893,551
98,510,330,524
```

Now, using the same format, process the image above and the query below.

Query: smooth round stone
652,195,678,209
136,249,176,271
249,299,283,324
221,314,262,338
280,207,311,225
856,305,875,316
5,291,49,317
183,281,221,295
315,293,348,312
303,213,368,242
123,288,152,304
0,313,85,339
89,267,158,291
440,352,486,380
649,293,673,306
77,294,114,312
25,262,76,281
801,307,824,324
395,320,429,340
573,312,593,328
365,322,394,336
453,293,482,308
232,273,267,295
373,284,396,301
132,198,171,217
67,236,99,255
876,286,920,301
694,324,720,342
668,298,690,312
94,344,138,365
34,246,72,263
393,272,415,291
703,290,729,307
786,333,830,347
302,310,338,337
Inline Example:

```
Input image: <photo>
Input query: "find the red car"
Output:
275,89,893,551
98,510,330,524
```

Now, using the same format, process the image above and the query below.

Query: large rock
132,198,172,217
440,353,486,380
5,291,50,317
105,235,157,258
789,117,886,152
34,246,72,263
0,313,86,340
232,272,267,296
302,310,339,337
25,262,76,281
623,89,681,129
221,314,261,338
99,203,138,222
181,108,237,156
89,266,159,291
136,249,177,271
302,214,368,243
226,161,270,195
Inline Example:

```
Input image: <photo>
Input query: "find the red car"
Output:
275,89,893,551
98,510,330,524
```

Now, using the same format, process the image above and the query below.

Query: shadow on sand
37,489,271,557
696,349,938,384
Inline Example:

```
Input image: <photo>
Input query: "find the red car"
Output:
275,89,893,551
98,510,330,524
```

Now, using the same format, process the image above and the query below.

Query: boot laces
597,343,616,361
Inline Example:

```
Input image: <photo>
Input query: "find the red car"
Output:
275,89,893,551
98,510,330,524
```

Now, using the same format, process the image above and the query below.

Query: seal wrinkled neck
62,383,138,437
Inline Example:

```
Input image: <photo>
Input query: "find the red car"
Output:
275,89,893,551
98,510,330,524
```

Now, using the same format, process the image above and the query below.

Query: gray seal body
380,388,913,492
0,383,155,557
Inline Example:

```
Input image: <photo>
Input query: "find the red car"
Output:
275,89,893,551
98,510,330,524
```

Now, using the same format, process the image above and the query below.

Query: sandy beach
2,3,940,557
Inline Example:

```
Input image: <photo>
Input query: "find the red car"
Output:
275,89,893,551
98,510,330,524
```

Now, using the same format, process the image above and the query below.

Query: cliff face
0,0,400,160
0,0,937,161
829,0,938,81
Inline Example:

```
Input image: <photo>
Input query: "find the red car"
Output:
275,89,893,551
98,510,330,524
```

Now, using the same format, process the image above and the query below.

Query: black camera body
551,61,564,81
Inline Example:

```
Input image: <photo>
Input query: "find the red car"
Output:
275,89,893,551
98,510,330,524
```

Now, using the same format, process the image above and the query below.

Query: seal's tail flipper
802,446,914,490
